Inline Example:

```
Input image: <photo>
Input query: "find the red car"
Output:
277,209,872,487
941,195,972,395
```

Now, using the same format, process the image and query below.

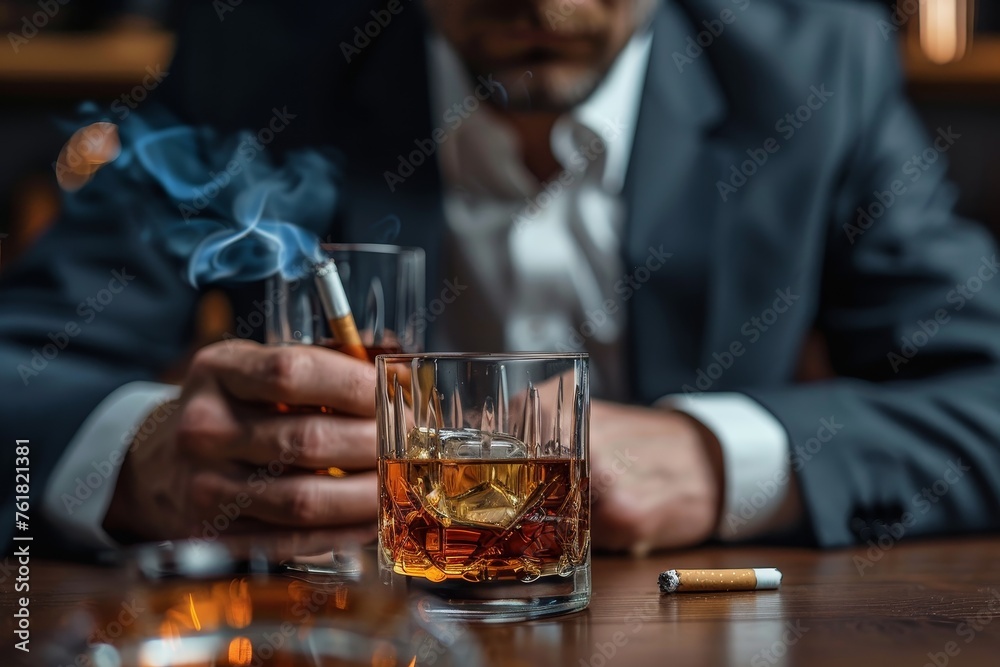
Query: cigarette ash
658,569,681,594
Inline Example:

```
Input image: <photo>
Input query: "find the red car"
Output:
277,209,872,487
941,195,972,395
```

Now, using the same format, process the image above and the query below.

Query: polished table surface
3,537,1000,666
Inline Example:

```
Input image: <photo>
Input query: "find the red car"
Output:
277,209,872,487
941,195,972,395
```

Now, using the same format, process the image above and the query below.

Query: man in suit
2,0,999,556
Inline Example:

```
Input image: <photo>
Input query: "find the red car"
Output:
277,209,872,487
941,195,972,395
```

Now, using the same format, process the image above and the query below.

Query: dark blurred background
0,0,178,262
1,0,998,339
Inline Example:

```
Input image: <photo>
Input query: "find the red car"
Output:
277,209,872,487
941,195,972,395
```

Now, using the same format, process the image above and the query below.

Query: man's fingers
193,341,377,416
198,472,379,528
233,414,377,471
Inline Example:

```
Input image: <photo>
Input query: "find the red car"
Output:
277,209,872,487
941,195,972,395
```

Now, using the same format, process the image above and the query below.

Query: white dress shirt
426,33,793,539
43,32,793,546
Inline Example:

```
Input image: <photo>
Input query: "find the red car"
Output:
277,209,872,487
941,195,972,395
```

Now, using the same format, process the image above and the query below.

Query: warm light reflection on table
86,572,437,667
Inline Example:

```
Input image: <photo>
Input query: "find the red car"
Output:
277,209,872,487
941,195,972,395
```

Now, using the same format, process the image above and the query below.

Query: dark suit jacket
2,0,999,553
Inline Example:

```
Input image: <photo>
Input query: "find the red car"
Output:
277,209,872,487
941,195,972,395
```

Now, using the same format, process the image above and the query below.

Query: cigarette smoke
62,105,338,287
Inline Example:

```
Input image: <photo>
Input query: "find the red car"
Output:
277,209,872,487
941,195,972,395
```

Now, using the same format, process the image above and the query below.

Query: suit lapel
623,1,731,400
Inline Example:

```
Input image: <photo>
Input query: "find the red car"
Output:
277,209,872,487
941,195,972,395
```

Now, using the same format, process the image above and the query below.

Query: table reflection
44,533,482,667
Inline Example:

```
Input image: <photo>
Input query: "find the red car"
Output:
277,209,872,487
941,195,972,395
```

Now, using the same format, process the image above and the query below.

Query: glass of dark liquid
265,243,425,358
376,353,591,622
265,243,425,477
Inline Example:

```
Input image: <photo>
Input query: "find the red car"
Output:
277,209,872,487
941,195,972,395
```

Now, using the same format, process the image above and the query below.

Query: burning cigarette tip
657,568,782,594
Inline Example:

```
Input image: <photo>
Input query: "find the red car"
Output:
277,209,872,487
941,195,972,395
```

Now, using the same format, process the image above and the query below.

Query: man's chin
490,63,603,113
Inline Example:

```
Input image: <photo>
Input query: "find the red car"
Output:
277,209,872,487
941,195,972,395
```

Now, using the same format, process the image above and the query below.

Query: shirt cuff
657,392,791,541
42,381,181,549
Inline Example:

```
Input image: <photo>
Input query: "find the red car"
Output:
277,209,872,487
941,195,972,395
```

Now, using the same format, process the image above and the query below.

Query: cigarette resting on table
313,258,368,362
658,568,782,594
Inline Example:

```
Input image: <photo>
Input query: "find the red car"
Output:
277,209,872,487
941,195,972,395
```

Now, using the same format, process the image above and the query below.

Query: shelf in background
0,28,174,97
0,26,996,100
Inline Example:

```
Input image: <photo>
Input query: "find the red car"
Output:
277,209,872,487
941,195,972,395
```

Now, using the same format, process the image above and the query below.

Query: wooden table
3,537,999,666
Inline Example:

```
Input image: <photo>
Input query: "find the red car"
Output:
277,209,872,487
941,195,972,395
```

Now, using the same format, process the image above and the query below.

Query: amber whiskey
380,454,589,583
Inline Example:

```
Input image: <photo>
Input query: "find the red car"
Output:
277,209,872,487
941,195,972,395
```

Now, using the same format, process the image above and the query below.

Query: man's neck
496,110,562,183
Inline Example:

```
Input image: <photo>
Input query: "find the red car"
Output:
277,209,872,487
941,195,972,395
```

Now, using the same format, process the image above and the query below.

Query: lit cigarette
658,568,782,594
313,258,368,362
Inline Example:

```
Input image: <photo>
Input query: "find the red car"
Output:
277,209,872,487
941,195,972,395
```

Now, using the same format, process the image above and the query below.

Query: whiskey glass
376,353,590,622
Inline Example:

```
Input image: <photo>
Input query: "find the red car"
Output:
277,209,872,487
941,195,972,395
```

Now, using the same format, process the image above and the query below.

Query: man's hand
590,400,724,555
103,340,378,542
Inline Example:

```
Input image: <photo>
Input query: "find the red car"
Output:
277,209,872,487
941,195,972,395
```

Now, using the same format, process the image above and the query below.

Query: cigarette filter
313,258,368,361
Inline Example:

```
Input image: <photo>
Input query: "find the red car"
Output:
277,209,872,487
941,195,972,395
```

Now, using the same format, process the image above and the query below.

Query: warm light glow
54,122,121,192
316,466,349,477
227,637,254,666
335,585,349,610
188,593,203,631
920,0,972,64
407,657,417,667
225,579,254,629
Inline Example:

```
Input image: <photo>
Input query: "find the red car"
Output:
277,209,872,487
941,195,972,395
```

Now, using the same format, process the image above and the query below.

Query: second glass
265,243,426,356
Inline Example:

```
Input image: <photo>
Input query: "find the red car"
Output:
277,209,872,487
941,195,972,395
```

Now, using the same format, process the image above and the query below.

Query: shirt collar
553,30,652,193
428,30,652,195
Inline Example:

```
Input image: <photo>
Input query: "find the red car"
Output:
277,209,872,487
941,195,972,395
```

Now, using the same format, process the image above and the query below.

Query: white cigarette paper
312,258,365,356
313,258,352,320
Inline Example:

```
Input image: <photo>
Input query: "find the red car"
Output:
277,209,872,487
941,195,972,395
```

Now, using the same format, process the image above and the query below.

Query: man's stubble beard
468,0,659,113
492,65,607,113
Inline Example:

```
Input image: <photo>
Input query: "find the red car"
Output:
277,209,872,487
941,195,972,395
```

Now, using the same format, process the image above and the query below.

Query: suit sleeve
0,158,199,555
744,13,1000,548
